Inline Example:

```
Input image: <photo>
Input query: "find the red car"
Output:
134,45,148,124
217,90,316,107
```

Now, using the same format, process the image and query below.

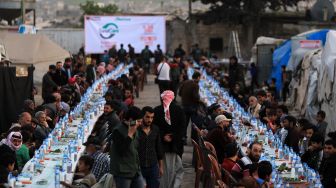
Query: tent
289,30,336,134
270,29,329,91
0,44,7,62
0,32,70,84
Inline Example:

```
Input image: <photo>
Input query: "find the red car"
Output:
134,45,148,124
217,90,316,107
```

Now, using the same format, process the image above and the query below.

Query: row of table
15,64,132,188
188,67,322,187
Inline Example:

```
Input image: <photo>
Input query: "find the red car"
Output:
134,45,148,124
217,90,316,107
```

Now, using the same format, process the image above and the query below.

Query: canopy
0,32,70,83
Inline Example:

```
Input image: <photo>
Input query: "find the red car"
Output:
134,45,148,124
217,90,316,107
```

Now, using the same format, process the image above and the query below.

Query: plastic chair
204,141,218,160
192,139,205,188
208,154,222,184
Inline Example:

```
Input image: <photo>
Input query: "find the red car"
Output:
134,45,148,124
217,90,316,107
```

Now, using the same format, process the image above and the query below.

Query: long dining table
188,66,322,187
14,64,132,188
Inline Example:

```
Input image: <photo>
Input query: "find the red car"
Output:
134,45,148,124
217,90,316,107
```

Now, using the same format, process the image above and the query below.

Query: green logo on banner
99,23,119,39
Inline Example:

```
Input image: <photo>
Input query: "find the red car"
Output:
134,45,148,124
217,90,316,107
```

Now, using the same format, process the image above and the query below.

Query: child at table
298,125,315,155
301,133,324,171
61,155,96,188
266,110,278,133
0,153,16,185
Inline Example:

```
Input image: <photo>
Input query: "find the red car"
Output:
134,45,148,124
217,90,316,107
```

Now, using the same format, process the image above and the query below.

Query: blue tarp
271,29,329,91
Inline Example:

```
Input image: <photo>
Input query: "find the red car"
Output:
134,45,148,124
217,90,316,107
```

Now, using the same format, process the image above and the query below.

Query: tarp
0,44,7,62
319,31,336,134
0,32,70,83
289,30,336,134
271,29,329,91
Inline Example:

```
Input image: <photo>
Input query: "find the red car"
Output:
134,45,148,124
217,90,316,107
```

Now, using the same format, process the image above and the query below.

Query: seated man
84,137,110,182
231,142,262,181
206,115,233,163
91,102,121,144
222,143,239,173
301,133,324,171
319,139,336,188
255,161,272,187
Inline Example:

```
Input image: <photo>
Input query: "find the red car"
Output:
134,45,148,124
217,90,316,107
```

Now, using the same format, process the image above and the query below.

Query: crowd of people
0,42,335,188
191,55,336,188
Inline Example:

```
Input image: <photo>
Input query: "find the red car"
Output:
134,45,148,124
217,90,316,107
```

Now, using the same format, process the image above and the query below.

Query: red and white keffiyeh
161,90,175,125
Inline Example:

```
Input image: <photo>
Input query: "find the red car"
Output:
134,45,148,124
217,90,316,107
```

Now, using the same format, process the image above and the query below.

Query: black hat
207,103,221,114
83,137,101,147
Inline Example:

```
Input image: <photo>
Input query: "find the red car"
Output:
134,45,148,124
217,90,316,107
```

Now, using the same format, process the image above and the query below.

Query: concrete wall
38,28,84,54
166,18,336,60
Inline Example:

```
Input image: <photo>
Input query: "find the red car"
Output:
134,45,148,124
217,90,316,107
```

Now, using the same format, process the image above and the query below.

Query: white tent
0,32,70,84
289,30,336,134
0,43,7,62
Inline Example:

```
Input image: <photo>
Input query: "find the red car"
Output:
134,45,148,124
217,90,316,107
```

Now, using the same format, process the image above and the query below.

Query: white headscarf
6,131,22,151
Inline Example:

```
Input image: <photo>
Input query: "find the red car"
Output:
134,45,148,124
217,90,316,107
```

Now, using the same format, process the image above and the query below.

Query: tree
193,0,300,24
80,1,118,25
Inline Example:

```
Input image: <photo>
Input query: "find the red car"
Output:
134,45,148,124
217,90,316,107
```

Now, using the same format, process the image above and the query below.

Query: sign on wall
85,15,166,54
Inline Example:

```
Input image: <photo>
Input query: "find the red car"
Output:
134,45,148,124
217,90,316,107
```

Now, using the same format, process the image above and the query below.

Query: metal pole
21,0,26,24
188,0,192,18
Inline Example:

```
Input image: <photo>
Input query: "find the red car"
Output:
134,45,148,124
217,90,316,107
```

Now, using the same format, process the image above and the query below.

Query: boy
61,155,96,188
316,111,327,138
301,134,324,171
299,125,315,155
0,153,15,184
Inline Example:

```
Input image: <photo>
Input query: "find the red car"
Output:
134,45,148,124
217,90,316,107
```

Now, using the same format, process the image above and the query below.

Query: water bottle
278,147,283,159
8,172,12,186
55,167,60,188
67,158,72,173
62,154,68,171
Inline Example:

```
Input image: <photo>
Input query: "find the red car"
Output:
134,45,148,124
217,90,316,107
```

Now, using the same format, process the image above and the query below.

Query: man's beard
249,153,260,163
143,122,151,127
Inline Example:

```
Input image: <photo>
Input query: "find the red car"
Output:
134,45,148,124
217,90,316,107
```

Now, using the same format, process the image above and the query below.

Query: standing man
63,57,73,79
154,91,186,188
156,57,171,94
315,110,328,138
174,44,186,58
191,44,202,63
118,44,127,63
128,44,135,63
138,106,163,188
154,44,163,65
86,58,97,86
228,56,245,92
178,72,201,141
53,61,68,86
169,55,182,97
110,106,144,188
141,45,153,73
42,65,58,102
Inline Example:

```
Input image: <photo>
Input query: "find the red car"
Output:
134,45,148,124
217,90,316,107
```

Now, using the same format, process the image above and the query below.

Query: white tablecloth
21,112,102,188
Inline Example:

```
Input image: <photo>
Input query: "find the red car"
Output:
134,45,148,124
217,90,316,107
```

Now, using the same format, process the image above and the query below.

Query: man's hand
163,134,172,142
128,120,141,138
128,124,138,138
159,166,164,177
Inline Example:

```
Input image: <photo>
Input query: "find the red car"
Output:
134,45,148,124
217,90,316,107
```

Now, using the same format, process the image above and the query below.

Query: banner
85,15,166,54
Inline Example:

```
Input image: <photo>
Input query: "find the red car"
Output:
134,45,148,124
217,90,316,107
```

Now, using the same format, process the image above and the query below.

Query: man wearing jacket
154,90,186,188
110,106,144,188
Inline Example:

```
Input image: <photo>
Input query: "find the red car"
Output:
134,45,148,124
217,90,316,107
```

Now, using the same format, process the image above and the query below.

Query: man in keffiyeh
161,90,175,125
0,131,23,171
154,90,186,188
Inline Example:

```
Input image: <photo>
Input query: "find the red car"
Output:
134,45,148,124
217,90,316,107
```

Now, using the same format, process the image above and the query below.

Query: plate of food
50,149,62,154
277,163,291,173
36,179,48,185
